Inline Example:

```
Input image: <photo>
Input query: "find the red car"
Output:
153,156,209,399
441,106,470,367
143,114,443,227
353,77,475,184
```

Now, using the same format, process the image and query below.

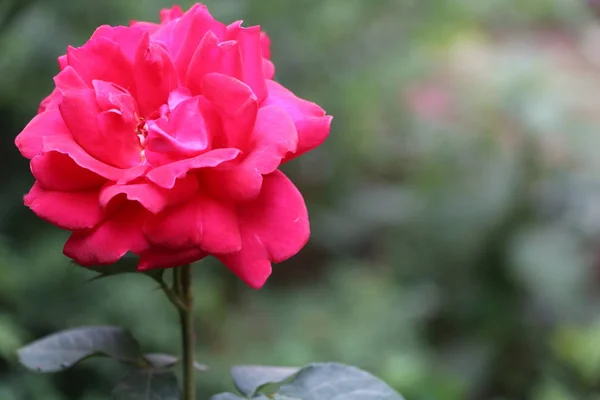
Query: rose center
136,117,148,160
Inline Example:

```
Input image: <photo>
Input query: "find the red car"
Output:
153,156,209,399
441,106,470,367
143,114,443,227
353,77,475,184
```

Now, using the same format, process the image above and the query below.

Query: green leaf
143,354,178,369
279,363,405,400
17,326,144,373
210,394,246,400
143,353,208,372
230,365,300,397
112,369,179,400
81,259,164,282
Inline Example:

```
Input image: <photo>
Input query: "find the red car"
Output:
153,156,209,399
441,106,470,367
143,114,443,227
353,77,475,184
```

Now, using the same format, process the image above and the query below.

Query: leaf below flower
230,365,300,397
144,353,208,371
278,363,405,400
112,369,179,400
17,326,144,373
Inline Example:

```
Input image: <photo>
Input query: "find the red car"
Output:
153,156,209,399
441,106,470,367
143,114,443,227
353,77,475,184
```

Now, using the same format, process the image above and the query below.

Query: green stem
174,265,195,400
158,279,186,312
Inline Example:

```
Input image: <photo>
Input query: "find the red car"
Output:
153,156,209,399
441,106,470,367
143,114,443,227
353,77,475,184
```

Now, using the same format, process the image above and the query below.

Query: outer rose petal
38,89,62,114
201,165,263,202
24,182,103,230
58,55,67,71
64,204,150,266
160,5,184,23
218,170,309,288
260,32,271,59
15,109,71,159
144,193,241,254
263,59,275,80
138,247,206,270
263,80,332,161
31,151,106,191
41,135,126,182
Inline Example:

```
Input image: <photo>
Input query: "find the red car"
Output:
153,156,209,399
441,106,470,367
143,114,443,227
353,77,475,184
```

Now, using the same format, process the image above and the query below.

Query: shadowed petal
31,151,106,191
138,246,206,270
64,204,150,265
24,182,103,230
144,193,240,254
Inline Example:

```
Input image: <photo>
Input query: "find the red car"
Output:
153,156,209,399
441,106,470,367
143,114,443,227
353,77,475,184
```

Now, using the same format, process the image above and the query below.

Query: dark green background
1,0,599,399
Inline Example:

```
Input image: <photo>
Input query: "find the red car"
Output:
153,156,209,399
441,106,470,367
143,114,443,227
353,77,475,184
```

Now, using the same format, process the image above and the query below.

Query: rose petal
15,109,71,159
64,204,150,265
144,96,210,166
58,55,67,71
226,22,267,102
245,104,298,174
92,80,136,121
66,37,134,90
263,59,275,80
263,80,332,160
185,30,241,93
31,151,106,191
100,174,198,214
54,65,89,92
130,21,160,34
160,5,184,23
24,182,103,230
173,4,226,78
134,36,179,116
218,170,309,288
146,148,240,189
57,68,141,169
260,32,271,59
137,246,206,270
202,73,257,149
95,110,142,167
144,193,241,254
90,25,147,63
201,165,263,202
38,89,62,114
41,135,124,182
199,104,297,202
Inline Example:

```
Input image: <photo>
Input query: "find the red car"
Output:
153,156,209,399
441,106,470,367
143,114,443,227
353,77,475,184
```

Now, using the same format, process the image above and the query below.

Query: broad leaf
230,365,299,397
17,326,143,373
144,353,208,371
112,369,179,399
210,394,246,400
279,363,405,400
143,353,178,369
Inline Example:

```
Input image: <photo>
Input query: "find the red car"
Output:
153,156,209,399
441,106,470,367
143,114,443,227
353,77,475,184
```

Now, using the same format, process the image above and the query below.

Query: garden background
0,0,599,399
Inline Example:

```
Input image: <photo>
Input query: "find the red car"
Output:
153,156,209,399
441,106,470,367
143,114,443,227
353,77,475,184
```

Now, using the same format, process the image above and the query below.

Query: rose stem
174,264,196,400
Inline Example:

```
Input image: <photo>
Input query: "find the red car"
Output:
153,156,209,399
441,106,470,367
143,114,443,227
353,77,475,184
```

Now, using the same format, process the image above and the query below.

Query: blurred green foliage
2,0,600,399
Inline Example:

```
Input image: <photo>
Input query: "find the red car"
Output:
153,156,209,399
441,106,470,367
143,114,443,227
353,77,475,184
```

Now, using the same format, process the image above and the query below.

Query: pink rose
15,3,332,288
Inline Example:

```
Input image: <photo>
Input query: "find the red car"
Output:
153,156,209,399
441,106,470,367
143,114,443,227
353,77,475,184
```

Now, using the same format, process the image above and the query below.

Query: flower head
16,3,332,288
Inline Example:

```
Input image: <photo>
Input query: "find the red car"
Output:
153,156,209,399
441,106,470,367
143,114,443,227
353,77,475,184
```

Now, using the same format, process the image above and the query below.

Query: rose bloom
15,3,331,288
